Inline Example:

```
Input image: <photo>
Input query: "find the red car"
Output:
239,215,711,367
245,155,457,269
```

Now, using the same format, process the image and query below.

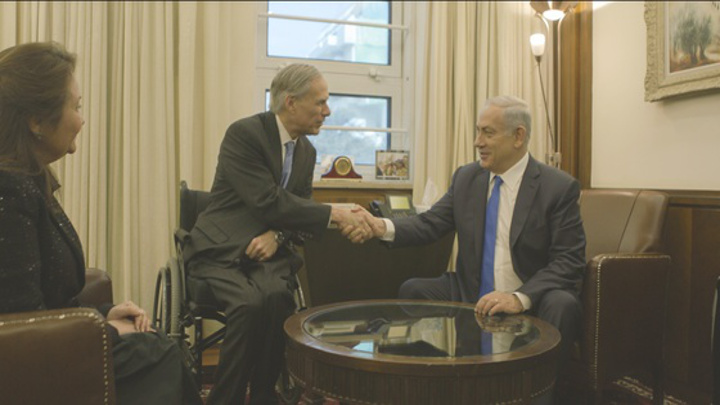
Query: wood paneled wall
559,1,593,189
662,191,720,404
559,4,718,400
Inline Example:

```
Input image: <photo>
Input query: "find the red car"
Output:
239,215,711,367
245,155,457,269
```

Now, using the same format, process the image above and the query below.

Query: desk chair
153,181,304,402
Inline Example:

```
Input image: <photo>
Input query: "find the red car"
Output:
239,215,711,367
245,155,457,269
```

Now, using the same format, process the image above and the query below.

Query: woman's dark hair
0,41,77,175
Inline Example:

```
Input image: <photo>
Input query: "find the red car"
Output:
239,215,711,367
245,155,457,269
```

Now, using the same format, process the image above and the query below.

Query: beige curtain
0,2,257,309
412,1,547,200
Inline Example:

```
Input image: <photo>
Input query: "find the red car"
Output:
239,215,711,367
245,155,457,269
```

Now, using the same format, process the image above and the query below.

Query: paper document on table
387,325,409,339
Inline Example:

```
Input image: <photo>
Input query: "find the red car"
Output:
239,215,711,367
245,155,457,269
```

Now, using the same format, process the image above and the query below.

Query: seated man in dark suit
184,64,370,405
361,95,586,402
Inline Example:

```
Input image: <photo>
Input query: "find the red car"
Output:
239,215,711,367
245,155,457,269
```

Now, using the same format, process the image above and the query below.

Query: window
256,1,412,182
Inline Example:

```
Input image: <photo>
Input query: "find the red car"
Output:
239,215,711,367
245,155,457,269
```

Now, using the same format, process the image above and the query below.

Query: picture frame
645,2,720,102
375,150,409,180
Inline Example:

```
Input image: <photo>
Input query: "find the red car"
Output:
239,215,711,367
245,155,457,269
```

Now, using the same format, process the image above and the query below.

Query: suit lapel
511,156,540,247
262,112,283,185
473,169,490,272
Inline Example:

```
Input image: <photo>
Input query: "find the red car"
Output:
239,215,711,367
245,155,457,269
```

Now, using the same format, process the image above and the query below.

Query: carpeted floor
603,377,687,405
200,376,688,404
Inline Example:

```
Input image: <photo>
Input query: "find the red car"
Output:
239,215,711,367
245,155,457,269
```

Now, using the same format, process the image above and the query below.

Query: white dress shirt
380,152,532,310
490,152,531,310
276,115,295,162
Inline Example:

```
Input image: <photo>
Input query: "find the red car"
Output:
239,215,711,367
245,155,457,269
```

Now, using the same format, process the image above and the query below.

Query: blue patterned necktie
480,176,503,298
281,141,295,188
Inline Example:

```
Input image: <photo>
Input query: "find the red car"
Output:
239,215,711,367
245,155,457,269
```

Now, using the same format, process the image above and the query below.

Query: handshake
330,205,386,244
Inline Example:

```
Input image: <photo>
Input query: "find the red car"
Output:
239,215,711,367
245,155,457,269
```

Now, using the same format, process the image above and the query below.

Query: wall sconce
529,1,577,169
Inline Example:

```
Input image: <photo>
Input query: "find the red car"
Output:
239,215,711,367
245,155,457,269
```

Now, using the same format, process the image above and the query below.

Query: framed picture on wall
645,2,720,101
375,150,409,180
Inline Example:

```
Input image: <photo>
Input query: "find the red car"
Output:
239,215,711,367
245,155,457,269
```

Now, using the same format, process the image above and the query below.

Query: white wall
592,2,720,190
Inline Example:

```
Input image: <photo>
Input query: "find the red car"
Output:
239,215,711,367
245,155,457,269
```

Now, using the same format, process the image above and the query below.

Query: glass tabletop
302,301,539,358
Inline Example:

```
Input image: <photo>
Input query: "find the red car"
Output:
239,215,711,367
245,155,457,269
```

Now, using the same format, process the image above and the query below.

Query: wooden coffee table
284,299,560,405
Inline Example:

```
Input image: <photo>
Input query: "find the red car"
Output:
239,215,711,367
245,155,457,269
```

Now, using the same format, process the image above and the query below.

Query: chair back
176,181,220,309
78,268,114,306
579,189,668,260
179,180,212,233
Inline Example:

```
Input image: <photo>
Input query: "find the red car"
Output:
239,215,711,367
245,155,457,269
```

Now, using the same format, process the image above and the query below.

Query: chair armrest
79,267,114,307
0,308,116,404
579,253,671,384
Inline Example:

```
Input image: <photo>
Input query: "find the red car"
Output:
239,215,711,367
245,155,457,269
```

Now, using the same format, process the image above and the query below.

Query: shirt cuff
513,292,531,311
380,218,395,241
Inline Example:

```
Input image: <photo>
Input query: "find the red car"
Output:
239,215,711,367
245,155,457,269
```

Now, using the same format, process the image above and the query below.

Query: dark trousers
113,331,202,405
192,256,297,405
399,272,581,405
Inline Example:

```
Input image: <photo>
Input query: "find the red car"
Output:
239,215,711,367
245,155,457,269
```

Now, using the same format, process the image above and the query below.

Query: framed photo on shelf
375,150,409,180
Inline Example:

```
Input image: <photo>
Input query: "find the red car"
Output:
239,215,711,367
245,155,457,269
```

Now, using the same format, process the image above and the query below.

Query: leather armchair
0,269,116,404
79,267,114,306
562,189,671,404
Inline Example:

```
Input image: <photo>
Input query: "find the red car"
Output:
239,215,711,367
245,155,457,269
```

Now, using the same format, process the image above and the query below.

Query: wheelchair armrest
289,230,314,247
174,228,191,246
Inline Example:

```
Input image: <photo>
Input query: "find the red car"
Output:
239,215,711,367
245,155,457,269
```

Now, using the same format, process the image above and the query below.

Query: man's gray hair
269,64,323,113
482,95,532,142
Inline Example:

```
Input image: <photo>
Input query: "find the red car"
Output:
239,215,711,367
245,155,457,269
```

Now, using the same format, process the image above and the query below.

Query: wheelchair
152,180,305,404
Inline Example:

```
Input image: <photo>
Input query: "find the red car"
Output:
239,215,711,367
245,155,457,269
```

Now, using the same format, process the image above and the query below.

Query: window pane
324,94,389,128
264,92,390,165
311,94,389,165
267,1,391,65
311,130,387,165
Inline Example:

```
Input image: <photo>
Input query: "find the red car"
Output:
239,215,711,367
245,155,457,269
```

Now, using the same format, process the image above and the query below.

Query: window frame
254,1,413,184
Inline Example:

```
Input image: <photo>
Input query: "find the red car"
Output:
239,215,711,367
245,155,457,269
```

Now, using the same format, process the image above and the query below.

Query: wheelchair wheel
152,265,171,333
152,260,183,342
166,258,184,340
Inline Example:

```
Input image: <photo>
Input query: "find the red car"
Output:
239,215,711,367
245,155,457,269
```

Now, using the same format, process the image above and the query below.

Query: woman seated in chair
0,41,201,405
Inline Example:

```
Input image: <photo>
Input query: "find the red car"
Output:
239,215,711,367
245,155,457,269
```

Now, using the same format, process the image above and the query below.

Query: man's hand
245,230,279,262
352,205,387,238
331,205,372,243
107,300,154,333
475,291,524,317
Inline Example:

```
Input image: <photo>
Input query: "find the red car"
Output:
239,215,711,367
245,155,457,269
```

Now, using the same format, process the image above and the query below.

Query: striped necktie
281,141,295,188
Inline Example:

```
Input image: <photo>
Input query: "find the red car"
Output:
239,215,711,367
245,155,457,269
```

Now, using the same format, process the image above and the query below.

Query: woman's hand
107,318,140,335
245,230,280,262
107,300,154,333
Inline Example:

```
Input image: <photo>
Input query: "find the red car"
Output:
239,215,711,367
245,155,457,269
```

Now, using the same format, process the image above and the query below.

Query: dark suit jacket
392,155,586,306
185,111,331,269
0,171,88,313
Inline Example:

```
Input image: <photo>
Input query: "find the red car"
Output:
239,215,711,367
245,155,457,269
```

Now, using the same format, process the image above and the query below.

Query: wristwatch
274,231,286,246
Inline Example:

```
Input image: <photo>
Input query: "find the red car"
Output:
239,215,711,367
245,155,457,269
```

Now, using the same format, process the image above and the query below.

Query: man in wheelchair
182,64,372,404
